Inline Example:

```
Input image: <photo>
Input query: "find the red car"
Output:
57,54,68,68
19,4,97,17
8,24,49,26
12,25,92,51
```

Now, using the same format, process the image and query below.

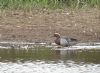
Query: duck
53,33,78,47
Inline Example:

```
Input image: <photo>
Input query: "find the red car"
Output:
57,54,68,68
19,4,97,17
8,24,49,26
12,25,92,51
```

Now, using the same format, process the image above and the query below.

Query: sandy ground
0,8,100,43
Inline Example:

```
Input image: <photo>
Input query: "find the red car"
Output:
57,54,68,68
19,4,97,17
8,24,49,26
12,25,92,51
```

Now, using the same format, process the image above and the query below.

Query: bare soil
0,8,100,43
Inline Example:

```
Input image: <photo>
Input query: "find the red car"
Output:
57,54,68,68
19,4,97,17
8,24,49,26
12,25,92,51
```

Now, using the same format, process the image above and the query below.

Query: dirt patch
0,9,100,43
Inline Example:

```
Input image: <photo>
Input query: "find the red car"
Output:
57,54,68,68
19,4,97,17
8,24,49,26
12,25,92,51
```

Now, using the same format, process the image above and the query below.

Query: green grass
0,0,100,10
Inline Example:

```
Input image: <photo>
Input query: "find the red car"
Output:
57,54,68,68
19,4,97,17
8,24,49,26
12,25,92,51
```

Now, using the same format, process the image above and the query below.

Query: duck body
54,33,78,47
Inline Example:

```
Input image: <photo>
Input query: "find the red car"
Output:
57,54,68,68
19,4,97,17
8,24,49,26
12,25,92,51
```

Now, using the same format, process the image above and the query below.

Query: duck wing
70,38,77,41
63,37,78,46
61,36,77,41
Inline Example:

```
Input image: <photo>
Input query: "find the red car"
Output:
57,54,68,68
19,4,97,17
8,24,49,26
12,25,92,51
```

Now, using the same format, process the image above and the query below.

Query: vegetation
0,0,99,10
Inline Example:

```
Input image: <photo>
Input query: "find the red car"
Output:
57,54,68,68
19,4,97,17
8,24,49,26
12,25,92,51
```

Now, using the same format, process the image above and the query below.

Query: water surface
0,47,100,73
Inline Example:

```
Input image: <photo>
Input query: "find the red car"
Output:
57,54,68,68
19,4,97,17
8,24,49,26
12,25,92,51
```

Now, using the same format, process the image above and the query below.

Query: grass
0,0,99,10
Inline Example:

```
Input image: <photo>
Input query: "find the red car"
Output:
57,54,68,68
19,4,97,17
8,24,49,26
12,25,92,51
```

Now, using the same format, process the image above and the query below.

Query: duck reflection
0,48,100,64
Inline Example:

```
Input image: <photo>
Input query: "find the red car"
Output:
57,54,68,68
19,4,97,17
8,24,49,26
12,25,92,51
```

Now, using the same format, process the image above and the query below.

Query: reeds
0,0,99,10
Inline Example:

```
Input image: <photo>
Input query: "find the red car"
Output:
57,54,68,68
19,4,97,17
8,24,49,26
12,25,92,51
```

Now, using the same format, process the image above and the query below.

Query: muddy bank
0,9,100,43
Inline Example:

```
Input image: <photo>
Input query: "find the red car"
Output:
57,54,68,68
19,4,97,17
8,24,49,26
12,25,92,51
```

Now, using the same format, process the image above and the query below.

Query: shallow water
0,48,100,73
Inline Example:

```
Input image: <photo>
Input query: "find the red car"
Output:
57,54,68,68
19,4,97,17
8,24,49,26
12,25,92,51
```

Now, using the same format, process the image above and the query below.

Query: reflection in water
0,48,100,73
0,48,100,63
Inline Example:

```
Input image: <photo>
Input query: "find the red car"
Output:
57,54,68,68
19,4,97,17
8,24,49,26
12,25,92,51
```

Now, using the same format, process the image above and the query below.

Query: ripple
0,61,100,73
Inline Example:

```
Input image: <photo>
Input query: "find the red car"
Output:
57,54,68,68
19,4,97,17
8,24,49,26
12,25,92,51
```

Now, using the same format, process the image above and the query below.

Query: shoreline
0,41,100,49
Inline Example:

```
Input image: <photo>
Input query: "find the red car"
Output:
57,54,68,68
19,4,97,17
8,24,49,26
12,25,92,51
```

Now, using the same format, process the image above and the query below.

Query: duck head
53,33,60,38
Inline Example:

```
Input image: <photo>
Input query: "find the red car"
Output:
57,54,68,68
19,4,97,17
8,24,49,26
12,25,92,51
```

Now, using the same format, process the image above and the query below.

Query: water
0,47,100,73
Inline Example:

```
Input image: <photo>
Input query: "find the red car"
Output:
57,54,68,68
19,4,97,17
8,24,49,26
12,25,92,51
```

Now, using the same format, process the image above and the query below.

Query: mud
0,8,100,43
